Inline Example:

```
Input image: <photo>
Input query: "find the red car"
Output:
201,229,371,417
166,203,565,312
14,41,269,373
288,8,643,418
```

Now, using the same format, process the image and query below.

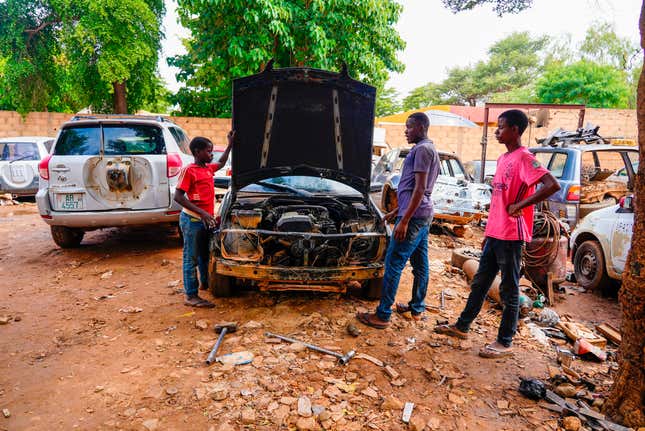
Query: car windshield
241,176,361,196
54,124,165,156
0,142,40,161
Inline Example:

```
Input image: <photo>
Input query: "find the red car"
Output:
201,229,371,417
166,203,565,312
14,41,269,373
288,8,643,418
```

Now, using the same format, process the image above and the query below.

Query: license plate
56,193,84,210
10,165,25,180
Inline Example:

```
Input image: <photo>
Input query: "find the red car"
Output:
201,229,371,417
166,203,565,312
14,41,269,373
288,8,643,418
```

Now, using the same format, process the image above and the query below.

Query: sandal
356,312,389,329
478,344,513,359
434,324,469,339
184,296,215,308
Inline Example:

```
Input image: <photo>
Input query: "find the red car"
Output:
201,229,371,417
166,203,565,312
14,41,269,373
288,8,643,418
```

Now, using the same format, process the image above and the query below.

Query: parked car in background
464,160,497,186
210,65,388,299
570,196,634,291
529,125,638,229
0,136,55,197
370,148,491,224
36,115,193,248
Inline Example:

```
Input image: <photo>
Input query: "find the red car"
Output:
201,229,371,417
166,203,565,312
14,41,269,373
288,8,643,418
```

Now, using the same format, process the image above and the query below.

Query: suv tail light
167,153,183,177
566,185,580,201
226,167,232,176
38,155,52,180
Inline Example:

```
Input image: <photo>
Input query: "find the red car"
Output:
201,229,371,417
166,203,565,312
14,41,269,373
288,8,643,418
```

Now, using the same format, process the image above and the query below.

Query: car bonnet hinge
260,85,279,168
333,89,343,170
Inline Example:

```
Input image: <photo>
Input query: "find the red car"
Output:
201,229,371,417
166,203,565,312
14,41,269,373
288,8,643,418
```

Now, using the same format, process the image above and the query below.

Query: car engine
219,197,385,267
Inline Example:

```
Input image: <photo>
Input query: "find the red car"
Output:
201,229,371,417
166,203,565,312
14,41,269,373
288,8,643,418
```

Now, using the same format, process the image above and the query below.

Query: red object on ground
573,338,607,361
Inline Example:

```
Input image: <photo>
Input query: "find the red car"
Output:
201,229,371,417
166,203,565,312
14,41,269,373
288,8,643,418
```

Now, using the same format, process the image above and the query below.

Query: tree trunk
112,81,128,114
603,1,645,427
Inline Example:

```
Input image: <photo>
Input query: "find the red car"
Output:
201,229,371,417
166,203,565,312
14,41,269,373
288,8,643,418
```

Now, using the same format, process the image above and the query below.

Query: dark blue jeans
456,237,523,347
376,217,430,321
179,212,210,297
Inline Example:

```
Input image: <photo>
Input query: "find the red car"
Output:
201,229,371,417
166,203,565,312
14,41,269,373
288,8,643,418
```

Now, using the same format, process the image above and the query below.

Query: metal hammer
206,322,238,365
265,331,355,365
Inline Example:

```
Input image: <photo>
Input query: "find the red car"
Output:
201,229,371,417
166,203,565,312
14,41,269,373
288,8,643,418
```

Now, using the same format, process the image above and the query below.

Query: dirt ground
0,203,622,431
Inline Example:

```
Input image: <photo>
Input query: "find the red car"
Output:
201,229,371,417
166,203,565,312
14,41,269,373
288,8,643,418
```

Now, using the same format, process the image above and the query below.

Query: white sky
159,0,641,97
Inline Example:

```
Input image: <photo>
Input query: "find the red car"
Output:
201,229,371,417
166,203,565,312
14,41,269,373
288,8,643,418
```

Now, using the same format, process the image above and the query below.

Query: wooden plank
557,321,607,349
595,323,621,345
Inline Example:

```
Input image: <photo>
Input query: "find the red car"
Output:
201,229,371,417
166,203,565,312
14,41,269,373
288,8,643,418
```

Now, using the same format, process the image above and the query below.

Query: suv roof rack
537,124,609,147
70,114,174,123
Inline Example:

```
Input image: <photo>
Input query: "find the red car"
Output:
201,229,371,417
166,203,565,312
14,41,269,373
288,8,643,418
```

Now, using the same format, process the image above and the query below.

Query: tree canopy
0,0,167,114
170,0,405,117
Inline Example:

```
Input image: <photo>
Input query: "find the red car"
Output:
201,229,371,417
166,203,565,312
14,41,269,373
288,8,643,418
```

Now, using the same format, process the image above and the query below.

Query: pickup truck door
609,207,634,276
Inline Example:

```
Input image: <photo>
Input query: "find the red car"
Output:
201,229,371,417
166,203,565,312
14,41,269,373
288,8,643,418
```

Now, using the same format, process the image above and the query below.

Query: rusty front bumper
213,258,384,293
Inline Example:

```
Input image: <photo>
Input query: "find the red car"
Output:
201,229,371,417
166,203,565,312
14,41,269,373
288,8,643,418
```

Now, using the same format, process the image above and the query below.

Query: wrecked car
570,196,634,292
209,65,388,298
530,125,638,229
370,148,491,224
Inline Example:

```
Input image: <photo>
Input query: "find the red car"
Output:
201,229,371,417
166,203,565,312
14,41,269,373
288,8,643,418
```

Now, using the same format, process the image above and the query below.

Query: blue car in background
528,127,638,229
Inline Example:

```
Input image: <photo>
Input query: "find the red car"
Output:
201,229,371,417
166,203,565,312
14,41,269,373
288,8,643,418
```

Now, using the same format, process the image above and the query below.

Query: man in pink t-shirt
436,110,560,358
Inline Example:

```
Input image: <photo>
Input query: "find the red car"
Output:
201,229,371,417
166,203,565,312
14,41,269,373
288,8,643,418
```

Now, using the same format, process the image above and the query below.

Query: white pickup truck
570,196,634,292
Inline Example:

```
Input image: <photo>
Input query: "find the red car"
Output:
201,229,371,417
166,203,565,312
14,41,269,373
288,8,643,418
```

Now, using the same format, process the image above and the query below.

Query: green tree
581,21,640,72
443,1,645,427
170,0,405,117
404,32,548,107
536,60,630,108
0,0,167,114
375,87,402,117
402,82,450,110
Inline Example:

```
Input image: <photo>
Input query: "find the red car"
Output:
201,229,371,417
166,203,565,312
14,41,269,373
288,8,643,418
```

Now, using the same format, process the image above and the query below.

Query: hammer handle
206,327,228,365
265,331,342,359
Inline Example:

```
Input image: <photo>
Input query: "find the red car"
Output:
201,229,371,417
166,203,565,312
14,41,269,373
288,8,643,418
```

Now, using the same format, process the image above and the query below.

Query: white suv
36,115,194,248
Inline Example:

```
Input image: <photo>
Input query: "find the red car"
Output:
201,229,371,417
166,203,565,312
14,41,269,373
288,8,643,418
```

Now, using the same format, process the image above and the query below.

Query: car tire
50,226,84,248
361,277,383,300
579,197,616,219
573,240,611,292
209,270,233,297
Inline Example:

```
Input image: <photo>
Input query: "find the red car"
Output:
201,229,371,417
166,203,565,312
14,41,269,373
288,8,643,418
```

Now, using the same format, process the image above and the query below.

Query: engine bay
219,196,386,267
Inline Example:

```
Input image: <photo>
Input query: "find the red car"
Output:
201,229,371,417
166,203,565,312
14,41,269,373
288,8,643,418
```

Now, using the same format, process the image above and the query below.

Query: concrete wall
0,108,636,162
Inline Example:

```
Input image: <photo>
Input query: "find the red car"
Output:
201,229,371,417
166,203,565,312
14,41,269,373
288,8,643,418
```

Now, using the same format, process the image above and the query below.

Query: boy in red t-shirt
174,132,233,307
435,110,560,358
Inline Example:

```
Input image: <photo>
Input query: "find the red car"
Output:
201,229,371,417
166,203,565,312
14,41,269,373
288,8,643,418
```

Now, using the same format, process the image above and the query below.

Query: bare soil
0,204,622,431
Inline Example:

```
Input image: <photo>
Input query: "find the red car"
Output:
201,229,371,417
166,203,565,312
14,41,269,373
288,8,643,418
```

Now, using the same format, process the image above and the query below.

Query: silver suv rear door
48,123,170,211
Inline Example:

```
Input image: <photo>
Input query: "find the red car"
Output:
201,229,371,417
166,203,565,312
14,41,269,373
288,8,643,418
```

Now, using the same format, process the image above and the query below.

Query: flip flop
434,324,469,339
395,303,425,320
356,312,389,329
478,344,513,359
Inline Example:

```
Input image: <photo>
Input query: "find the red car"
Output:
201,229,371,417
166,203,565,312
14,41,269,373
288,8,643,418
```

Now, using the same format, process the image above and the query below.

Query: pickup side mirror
618,195,635,213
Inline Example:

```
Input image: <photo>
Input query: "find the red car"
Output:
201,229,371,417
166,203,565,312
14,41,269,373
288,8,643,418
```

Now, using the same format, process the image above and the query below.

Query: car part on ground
210,65,387,297
36,115,193,247
0,137,55,197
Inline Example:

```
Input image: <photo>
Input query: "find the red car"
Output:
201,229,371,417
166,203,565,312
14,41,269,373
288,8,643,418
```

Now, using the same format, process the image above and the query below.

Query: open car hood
232,64,376,194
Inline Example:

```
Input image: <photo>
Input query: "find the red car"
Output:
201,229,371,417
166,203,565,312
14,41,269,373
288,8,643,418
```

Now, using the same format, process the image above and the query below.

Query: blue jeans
456,237,523,347
179,212,210,297
376,217,430,321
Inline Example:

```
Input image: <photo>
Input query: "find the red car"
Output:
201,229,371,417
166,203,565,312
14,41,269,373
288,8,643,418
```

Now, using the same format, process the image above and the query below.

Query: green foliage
441,0,533,16
0,0,166,114
536,61,630,108
404,32,548,108
375,87,402,117
170,0,405,117
581,21,640,72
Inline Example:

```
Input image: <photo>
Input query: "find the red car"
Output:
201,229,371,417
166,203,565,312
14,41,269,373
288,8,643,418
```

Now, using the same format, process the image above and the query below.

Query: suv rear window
54,127,101,155
0,142,40,161
54,125,166,156
103,125,165,155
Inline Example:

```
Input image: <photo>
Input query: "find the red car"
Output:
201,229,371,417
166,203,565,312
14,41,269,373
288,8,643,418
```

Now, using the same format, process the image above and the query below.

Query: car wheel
573,240,610,291
50,226,84,248
211,274,233,297
361,277,383,300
